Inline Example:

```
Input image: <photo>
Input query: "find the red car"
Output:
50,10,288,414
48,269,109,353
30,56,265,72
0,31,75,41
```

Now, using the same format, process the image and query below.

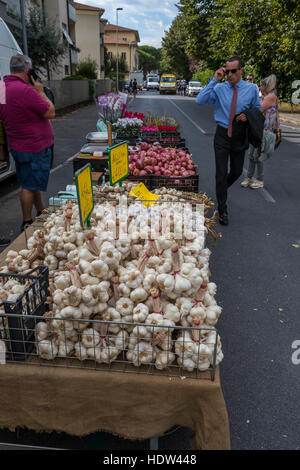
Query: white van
0,17,22,182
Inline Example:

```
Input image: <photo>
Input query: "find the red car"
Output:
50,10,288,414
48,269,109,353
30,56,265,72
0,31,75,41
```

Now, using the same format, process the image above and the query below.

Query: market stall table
0,361,229,450
0,218,230,450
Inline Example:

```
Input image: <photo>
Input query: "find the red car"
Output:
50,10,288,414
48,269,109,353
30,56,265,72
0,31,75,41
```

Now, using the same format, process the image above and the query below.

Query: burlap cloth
0,362,230,449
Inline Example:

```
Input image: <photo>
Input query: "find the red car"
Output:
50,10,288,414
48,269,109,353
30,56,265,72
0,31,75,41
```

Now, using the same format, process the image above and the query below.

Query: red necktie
227,84,237,138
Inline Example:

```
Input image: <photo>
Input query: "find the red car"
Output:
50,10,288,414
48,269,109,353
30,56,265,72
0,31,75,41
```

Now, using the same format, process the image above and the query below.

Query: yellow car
159,74,177,95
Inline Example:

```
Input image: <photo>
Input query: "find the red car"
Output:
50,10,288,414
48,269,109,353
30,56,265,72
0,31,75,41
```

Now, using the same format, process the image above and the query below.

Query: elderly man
0,54,55,231
196,57,260,225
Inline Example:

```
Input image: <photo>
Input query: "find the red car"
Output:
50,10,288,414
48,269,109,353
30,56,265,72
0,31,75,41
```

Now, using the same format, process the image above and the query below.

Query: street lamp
116,7,123,93
19,0,28,55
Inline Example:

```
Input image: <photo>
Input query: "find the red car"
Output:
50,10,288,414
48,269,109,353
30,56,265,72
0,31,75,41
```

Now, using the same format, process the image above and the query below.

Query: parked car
146,74,159,91
0,18,22,183
186,80,202,97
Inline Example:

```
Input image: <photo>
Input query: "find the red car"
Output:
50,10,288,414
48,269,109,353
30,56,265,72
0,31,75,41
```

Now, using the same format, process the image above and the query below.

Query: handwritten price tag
75,163,94,226
129,182,160,207
108,141,129,186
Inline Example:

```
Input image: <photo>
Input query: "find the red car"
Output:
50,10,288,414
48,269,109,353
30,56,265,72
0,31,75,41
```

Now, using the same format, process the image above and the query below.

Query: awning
62,26,73,46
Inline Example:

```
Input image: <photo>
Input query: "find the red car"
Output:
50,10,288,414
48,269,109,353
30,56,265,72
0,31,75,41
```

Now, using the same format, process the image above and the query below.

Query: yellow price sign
75,163,94,226
108,141,129,186
129,182,160,207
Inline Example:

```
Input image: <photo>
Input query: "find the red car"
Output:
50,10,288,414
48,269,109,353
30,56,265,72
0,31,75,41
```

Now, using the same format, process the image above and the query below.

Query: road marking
167,98,207,134
281,124,300,130
242,168,276,203
50,151,77,174
1,152,78,201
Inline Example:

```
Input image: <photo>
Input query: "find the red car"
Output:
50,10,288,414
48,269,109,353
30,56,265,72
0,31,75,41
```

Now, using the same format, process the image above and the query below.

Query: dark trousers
214,124,247,214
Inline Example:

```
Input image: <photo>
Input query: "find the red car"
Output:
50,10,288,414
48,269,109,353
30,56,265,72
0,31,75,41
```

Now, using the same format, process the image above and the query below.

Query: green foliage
63,75,88,81
165,0,300,101
138,46,161,78
104,52,128,81
176,0,217,68
76,57,98,80
160,15,192,80
13,4,67,74
192,67,215,85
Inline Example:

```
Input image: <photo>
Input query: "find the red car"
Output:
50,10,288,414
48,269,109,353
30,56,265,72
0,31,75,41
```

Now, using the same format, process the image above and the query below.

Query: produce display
128,142,197,177
0,184,223,374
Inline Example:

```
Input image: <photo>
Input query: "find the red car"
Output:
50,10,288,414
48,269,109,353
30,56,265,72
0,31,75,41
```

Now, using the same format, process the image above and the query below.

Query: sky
78,0,179,48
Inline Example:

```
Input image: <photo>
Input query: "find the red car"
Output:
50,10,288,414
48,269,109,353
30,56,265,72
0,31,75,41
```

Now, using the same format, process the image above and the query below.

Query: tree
104,53,128,81
160,15,192,79
137,46,161,78
13,4,67,75
76,57,98,80
176,0,217,68
208,0,300,100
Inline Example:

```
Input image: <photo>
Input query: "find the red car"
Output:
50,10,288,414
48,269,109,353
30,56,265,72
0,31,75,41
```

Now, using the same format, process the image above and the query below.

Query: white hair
10,54,32,73
260,74,277,94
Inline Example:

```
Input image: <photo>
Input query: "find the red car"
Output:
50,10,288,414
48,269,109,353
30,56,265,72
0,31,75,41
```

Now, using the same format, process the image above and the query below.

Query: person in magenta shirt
0,54,55,231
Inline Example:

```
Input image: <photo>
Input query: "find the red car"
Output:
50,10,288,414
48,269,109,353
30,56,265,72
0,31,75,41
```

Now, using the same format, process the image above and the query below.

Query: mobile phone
27,69,40,85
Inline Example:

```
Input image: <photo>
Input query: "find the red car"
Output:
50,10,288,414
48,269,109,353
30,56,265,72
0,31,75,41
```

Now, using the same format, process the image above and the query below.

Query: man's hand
214,67,225,81
236,113,247,122
31,77,44,94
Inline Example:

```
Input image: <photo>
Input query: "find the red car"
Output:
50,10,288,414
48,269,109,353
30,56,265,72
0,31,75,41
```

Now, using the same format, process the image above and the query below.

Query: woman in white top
241,74,278,189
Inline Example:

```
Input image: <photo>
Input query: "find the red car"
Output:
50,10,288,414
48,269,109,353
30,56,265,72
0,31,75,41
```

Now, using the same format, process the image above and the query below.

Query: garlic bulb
74,341,88,360
57,339,74,357
133,303,149,323
126,341,156,366
81,328,100,348
35,322,49,342
37,339,58,360
116,297,134,317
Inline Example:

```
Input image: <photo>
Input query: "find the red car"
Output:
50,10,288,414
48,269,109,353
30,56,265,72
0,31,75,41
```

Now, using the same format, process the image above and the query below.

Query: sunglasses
225,68,240,75
247,77,253,81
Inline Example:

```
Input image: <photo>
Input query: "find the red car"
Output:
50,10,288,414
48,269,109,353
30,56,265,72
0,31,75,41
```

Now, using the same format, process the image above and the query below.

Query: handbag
274,128,281,149
274,102,281,149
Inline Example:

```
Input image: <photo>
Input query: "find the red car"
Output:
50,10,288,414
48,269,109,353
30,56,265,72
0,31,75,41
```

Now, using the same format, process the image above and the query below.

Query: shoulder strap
276,97,280,130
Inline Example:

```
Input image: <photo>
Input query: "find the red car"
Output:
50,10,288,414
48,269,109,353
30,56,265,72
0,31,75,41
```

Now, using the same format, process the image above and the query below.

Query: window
65,65,69,75
108,52,113,59
121,52,126,60
122,38,127,41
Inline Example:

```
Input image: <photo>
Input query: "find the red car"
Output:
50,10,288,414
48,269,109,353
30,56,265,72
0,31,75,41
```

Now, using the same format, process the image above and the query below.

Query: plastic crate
159,139,187,149
140,131,160,144
0,266,49,361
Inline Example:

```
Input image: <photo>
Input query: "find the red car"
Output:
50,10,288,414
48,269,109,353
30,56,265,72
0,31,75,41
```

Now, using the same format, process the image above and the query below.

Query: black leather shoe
219,212,229,226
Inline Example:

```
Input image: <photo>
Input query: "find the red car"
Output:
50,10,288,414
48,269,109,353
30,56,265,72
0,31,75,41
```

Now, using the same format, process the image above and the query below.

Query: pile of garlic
0,278,30,341
0,186,223,373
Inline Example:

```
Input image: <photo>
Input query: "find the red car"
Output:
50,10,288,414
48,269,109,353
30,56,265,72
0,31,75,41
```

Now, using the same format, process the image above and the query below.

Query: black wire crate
150,173,199,193
2,314,221,381
140,131,160,144
0,266,49,361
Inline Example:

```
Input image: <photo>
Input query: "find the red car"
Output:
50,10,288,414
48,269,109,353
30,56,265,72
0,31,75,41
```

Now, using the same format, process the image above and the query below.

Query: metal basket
0,314,220,380
0,266,49,361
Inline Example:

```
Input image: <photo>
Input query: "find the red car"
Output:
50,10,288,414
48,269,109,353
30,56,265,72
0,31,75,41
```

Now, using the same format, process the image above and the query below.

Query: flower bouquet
113,117,144,140
96,92,128,131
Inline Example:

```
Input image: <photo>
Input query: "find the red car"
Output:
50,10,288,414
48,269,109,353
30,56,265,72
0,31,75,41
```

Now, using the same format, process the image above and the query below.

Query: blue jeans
247,144,264,181
11,147,51,191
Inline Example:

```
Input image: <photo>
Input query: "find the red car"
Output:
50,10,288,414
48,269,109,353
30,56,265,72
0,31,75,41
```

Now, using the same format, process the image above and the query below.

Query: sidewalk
279,112,300,126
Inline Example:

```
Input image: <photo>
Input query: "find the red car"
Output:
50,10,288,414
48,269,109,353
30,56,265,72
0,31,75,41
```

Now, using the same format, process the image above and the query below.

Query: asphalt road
0,90,299,450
